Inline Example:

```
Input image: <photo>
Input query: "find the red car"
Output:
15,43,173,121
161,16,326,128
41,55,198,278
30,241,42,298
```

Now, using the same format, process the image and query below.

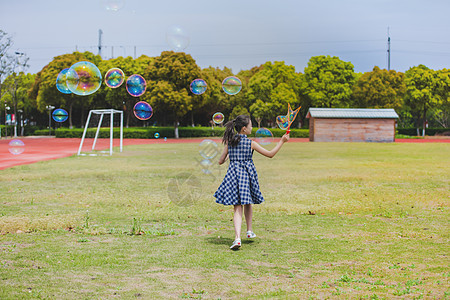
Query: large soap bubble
222,76,242,95
133,101,153,120
166,25,190,51
56,68,72,94
199,139,219,160
126,74,147,97
212,112,224,124
190,79,207,95
66,61,102,96
8,139,25,155
105,68,125,88
255,128,274,146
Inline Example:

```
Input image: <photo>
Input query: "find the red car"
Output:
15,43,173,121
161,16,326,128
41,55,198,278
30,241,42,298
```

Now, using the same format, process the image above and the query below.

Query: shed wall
310,118,396,142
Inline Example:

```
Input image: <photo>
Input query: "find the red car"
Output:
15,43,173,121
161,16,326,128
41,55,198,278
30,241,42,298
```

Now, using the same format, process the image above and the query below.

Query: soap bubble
8,139,25,155
199,139,219,160
154,132,160,139
102,0,124,11
222,76,242,95
212,112,224,124
56,68,72,94
126,74,147,97
166,25,190,51
105,68,125,88
167,172,201,207
200,159,213,174
190,79,207,95
66,61,102,96
133,101,153,120
52,108,69,122
255,128,274,145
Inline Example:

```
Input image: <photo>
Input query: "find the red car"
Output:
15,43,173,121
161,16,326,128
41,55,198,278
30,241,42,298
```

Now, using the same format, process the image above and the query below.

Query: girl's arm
218,145,229,165
251,133,289,158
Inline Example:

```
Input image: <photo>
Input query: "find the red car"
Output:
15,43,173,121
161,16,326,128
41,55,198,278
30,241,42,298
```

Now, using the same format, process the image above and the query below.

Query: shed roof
306,108,399,119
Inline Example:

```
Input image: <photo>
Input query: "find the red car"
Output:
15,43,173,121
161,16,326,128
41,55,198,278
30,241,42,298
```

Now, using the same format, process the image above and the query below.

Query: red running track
0,137,448,170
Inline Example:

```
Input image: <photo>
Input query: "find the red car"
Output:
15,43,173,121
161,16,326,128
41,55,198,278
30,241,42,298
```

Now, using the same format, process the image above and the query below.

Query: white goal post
77,109,123,156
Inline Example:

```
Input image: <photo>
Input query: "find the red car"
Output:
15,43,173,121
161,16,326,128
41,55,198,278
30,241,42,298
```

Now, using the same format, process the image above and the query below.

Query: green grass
0,141,449,299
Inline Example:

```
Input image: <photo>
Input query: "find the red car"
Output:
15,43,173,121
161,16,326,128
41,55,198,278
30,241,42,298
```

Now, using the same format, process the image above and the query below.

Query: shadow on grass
205,237,256,247
205,237,257,251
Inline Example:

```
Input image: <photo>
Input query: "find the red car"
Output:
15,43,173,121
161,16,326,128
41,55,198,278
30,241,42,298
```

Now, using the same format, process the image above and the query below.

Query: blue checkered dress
214,134,265,206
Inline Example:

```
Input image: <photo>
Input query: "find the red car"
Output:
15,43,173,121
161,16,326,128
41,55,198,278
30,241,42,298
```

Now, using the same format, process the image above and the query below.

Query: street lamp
18,109,23,136
13,52,25,138
46,105,55,136
5,105,10,138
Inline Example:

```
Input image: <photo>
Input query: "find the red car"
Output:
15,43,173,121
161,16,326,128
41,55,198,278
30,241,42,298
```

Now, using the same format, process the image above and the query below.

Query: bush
0,125,14,137
397,127,450,136
23,125,42,136
34,129,54,136
52,126,309,139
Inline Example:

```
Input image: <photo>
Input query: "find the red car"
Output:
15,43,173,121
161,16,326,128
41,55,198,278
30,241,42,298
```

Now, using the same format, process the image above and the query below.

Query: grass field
0,141,449,299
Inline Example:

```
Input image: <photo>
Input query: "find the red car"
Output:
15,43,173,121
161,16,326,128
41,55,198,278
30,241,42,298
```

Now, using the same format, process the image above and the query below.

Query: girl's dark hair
222,115,250,147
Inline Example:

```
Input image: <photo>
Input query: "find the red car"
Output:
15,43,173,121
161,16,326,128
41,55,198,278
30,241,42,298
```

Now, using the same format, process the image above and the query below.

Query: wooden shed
306,108,399,142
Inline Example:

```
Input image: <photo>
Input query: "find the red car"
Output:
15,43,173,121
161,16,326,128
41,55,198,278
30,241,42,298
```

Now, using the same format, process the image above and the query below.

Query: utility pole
98,29,103,57
13,52,27,137
387,27,391,71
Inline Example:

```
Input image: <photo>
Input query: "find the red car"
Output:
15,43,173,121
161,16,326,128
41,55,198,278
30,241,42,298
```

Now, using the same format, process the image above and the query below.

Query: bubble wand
276,104,301,134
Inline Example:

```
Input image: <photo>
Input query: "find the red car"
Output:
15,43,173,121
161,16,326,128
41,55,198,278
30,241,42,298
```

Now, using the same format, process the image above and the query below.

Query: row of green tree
1,31,449,136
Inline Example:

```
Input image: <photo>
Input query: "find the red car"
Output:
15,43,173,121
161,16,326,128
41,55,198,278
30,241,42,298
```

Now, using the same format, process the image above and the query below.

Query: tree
249,99,270,128
302,55,356,108
229,105,249,120
142,51,201,137
353,66,405,109
3,72,36,135
246,61,302,126
431,68,450,128
0,30,14,129
404,65,450,136
28,52,102,128
99,55,152,127
199,66,236,124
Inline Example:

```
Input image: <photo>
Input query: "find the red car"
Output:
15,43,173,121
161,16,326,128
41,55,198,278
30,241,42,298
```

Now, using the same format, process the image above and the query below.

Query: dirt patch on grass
0,215,81,234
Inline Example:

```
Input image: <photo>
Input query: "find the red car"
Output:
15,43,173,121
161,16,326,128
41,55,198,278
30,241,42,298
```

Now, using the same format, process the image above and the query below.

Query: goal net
77,109,123,156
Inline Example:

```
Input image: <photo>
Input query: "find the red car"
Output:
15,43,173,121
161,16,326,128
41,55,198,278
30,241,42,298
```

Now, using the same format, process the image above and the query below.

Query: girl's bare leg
244,204,253,232
233,205,243,240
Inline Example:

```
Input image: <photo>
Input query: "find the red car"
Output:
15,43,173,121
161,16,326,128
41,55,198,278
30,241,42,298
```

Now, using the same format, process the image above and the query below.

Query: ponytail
222,115,250,147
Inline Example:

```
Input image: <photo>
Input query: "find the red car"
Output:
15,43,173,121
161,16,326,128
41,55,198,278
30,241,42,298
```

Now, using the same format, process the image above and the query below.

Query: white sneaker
246,231,256,238
230,239,241,250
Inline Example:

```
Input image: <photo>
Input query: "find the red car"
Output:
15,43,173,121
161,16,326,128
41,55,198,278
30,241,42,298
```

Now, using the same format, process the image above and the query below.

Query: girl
214,115,290,249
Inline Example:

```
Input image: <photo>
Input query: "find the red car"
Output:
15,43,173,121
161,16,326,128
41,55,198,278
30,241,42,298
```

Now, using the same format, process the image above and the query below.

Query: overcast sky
1,0,449,75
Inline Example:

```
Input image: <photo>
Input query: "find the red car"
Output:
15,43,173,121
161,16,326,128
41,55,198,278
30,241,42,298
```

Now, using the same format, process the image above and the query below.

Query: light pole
13,52,25,137
5,105,10,138
18,109,23,136
46,105,55,136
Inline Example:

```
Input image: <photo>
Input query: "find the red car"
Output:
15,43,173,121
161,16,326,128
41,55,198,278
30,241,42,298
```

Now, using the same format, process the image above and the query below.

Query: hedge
18,125,450,138
31,126,310,139
397,127,450,136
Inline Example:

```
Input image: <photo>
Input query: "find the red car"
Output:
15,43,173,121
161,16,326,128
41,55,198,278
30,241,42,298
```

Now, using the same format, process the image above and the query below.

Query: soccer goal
77,109,123,156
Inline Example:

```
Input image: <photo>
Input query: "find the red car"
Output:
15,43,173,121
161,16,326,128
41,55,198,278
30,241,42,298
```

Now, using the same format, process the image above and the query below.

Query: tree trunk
191,111,194,127
69,101,73,129
174,120,179,139
81,106,85,129
422,108,427,137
